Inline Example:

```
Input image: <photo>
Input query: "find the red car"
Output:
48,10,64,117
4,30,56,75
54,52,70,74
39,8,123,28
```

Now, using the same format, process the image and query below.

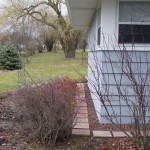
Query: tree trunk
38,45,43,53
65,48,75,58
47,45,53,52
60,39,76,58
64,42,76,58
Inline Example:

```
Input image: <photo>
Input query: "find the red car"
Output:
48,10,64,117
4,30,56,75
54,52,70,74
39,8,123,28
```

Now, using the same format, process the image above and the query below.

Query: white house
66,0,150,124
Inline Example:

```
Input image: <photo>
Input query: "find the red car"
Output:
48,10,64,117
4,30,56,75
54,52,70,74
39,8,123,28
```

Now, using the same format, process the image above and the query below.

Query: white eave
66,0,99,30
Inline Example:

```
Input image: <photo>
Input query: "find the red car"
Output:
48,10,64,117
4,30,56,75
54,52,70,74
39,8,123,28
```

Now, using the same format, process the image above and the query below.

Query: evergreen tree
0,45,3,70
0,43,22,70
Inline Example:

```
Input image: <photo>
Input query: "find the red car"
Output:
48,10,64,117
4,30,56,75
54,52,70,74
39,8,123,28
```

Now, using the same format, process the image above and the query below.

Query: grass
0,50,87,93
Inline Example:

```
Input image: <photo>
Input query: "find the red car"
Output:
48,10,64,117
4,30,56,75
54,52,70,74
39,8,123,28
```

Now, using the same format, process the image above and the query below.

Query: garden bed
0,84,148,150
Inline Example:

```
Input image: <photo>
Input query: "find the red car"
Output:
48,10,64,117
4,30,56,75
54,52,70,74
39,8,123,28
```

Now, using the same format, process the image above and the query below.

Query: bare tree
4,0,82,58
43,29,56,52
0,8,38,55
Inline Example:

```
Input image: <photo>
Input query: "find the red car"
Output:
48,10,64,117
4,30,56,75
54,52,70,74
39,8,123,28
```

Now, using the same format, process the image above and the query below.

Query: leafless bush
13,77,78,146
88,44,150,149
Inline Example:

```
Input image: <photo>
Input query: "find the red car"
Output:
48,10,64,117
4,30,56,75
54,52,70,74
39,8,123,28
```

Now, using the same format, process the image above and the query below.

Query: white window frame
117,0,150,46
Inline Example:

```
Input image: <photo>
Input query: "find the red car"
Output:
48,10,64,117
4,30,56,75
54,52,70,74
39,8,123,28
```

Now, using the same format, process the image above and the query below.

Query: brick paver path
73,83,149,138
72,83,90,136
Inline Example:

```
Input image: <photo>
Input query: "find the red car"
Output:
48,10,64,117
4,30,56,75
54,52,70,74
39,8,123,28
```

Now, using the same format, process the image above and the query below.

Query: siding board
100,50,150,123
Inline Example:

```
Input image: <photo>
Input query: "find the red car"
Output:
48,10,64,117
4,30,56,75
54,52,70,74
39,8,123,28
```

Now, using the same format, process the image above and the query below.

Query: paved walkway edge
72,129,90,136
72,83,90,136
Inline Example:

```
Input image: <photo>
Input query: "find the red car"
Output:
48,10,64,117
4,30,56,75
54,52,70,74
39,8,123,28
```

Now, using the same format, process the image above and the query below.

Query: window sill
118,44,150,47
116,44,150,51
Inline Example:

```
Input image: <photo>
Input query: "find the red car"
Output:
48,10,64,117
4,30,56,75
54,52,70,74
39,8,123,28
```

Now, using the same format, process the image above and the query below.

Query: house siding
88,51,102,121
88,50,150,124
101,50,150,123
87,0,150,124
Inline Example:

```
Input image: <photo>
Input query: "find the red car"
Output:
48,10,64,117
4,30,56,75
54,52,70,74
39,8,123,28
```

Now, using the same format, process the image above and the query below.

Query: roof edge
65,0,73,26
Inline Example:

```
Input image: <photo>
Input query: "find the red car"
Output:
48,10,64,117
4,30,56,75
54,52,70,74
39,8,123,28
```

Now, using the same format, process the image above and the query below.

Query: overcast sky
0,1,6,6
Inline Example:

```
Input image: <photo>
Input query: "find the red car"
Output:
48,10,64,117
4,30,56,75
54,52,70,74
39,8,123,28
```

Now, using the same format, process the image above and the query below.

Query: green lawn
0,51,87,93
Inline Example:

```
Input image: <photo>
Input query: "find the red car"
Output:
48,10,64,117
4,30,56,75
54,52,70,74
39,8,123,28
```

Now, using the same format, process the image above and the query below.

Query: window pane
119,25,150,43
98,27,101,45
119,2,150,22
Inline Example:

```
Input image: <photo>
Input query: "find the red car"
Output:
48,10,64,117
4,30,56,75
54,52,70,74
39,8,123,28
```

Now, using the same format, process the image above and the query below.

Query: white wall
100,0,117,50
87,15,97,51
99,0,150,51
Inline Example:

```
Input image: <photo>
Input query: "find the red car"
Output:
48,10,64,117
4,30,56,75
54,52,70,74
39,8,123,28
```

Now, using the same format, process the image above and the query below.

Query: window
119,2,150,44
97,8,101,45
97,27,101,45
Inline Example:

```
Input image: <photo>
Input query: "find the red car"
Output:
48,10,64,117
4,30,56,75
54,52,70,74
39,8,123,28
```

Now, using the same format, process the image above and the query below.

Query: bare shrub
13,77,78,146
44,34,56,52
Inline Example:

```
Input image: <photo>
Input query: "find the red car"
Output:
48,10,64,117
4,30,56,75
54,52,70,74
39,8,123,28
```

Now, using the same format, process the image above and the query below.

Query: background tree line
0,0,87,58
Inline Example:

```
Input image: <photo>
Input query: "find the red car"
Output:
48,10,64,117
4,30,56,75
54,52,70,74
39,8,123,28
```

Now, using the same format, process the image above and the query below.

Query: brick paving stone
77,113,88,118
76,97,85,101
93,131,112,137
77,109,88,114
112,131,132,137
78,110,88,114
72,129,90,136
76,106,87,111
76,99,86,103
77,97,85,101
74,123,89,129
77,89,84,92
77,102,87,107
78,90,84,92
80,106,88,110
77,83,84,86
77,85,83,88
78,107,88,111
77,86,84,91
73,83,90,136
74,118,89,123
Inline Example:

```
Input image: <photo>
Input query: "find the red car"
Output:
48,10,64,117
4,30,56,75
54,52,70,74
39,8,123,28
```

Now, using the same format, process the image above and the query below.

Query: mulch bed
84,84,100,131
84,84,134,131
